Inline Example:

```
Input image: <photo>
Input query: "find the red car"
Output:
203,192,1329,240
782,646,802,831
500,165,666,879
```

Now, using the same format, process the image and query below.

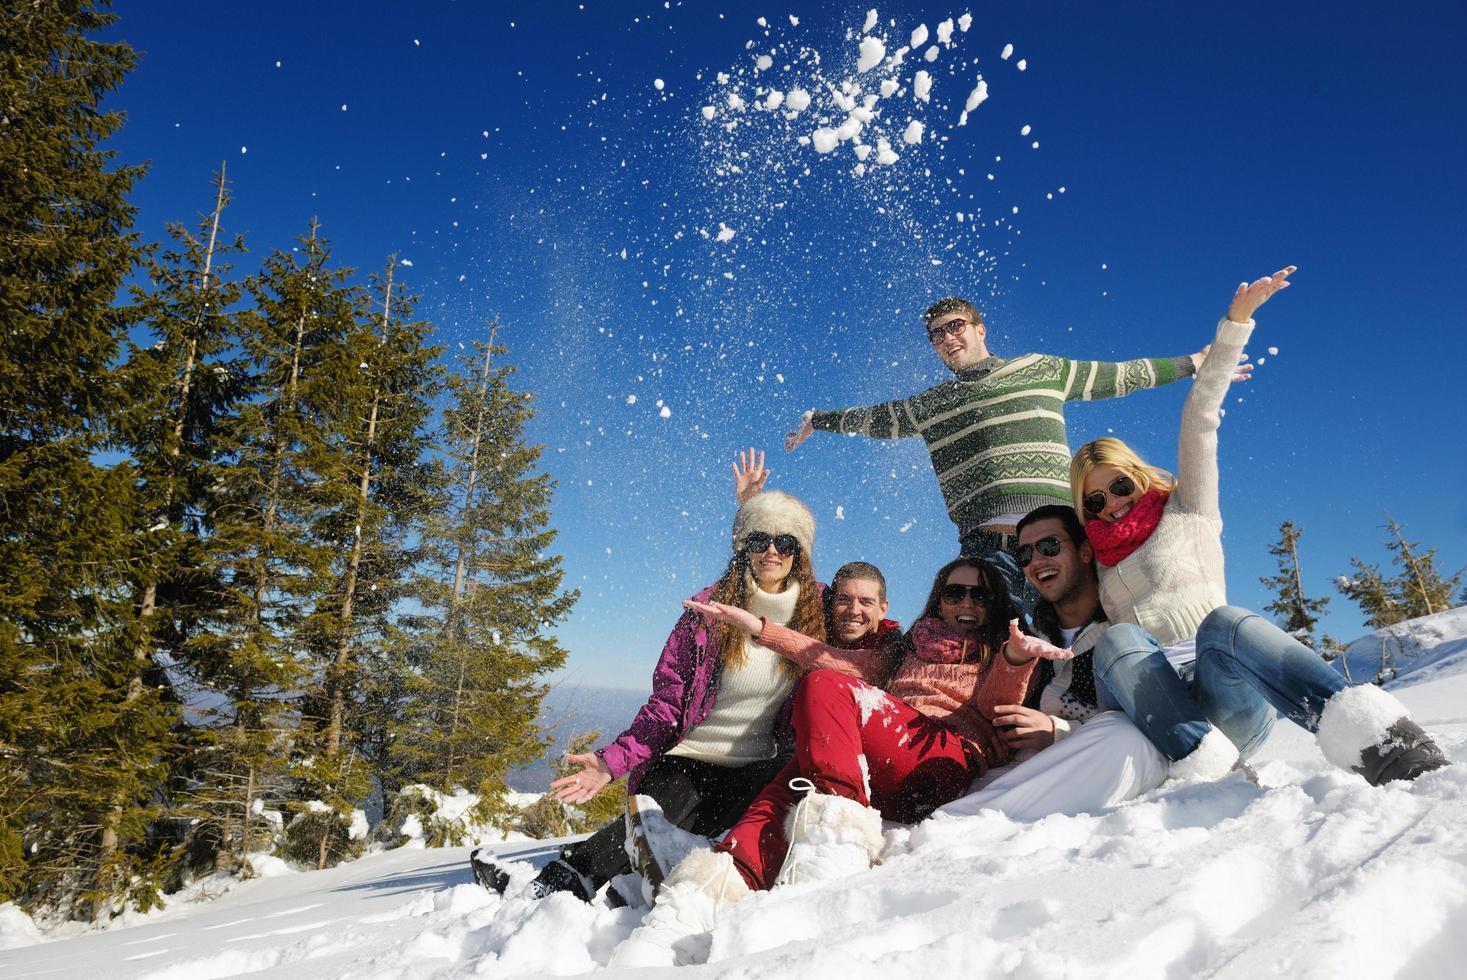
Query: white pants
935,711,1168,821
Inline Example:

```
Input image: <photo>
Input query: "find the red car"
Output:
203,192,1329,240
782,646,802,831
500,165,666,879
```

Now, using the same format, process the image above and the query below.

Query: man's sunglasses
1082,475,1137,516
940,583,992,605
926,317,977,343
743,532,800,557
1014,536,1066,568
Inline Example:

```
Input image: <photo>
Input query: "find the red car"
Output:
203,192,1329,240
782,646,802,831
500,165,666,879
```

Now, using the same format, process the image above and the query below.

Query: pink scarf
1085,489,1170,567
909,616,978,664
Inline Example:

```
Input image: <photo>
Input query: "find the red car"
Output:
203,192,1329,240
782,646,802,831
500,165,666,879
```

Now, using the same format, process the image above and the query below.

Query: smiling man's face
927,311,990,373
829,575,888,645
1018,517,1092,607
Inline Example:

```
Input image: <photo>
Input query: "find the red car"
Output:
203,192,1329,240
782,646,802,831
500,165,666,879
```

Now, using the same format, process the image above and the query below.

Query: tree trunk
95,165,231,921
1387,513,1438,617
442,324,498,783
325,259,393,758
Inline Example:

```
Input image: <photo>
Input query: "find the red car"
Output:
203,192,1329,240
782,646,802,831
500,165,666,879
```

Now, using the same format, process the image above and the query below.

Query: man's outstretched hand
785,411,814,451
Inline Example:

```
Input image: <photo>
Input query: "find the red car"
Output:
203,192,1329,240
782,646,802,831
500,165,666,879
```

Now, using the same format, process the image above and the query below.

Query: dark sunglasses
743,532,800,557
1014,536,1067,568
926,317,976,343
940,583,992,605
1082,475,1137,516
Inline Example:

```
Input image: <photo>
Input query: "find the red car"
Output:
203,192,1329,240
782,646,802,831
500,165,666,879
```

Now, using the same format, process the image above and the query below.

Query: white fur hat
731,490,815,559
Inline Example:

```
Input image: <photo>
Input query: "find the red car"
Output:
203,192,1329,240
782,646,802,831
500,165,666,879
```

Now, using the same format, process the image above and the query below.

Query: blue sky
102,1,1467,689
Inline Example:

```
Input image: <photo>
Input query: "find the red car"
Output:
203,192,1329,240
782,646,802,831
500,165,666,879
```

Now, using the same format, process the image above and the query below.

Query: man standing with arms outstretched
785,297,1243,606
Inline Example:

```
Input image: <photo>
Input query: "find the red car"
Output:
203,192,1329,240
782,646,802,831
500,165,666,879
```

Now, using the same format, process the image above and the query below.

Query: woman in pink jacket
472,488,828,905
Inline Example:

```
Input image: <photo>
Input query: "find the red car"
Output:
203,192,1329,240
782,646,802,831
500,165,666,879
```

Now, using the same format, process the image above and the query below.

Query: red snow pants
716,668,976,890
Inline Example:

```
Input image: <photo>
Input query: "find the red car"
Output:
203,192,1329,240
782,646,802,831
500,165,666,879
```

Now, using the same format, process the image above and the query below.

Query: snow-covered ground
4,611,1466,979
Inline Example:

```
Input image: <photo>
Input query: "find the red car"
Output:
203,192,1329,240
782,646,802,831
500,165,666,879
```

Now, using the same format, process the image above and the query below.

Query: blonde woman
1073,267,1447,786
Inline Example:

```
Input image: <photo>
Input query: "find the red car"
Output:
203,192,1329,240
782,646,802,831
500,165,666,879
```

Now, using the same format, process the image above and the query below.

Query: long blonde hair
1069,437,1176,517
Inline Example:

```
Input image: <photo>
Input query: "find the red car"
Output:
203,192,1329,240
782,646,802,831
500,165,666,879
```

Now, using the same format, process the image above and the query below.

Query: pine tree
292,259,442,868
93,165,250,914
391,327,578,825
0,0,153,915
1338,513,1464,629
177,220,358,876
1379,513,1461,619
1259,520,1332,653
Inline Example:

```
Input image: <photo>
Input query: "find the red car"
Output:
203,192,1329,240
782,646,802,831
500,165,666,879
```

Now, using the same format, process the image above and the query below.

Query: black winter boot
469,850,596,901
1356,719,1449,786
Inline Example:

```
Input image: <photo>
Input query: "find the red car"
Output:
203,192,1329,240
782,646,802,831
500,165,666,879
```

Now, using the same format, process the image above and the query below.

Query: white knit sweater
1095,316,1253,648
666,583,800,766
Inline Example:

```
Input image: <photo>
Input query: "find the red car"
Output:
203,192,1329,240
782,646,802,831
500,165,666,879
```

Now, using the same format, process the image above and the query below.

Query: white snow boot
773,778,884,888
622,793,708,906
607,847,749,968
1167,726,1240,782
1317,684,1449,786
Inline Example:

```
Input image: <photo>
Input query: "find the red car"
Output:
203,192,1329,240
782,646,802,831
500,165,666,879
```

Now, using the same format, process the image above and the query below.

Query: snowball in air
1001,43,1014,60
812,128,840,153
654,78,665,90
857,37,886,73
913,70,932,102
902,119,924,144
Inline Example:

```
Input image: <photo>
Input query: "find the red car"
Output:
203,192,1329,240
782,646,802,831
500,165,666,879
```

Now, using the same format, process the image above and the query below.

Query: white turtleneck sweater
666,582,801,766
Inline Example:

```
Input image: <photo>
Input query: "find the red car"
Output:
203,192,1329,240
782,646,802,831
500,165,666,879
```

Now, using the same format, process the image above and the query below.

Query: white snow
910,24,928,48
715,223,736,242
851,681,891,725
1017,58,1028,71
936,19,954,44
964,77,989,112
785,87,811,112
902,119,925,144
653,78,664,90
811,127,839,154
1269,345,1280,355
913,70,932,102
3,611,1464,976
856,37,886,73
862,8,878,33
1001,42,1014,60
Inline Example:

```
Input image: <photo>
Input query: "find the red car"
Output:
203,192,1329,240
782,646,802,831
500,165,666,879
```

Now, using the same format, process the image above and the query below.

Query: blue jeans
1093,606,1349,762
957,525,1036,620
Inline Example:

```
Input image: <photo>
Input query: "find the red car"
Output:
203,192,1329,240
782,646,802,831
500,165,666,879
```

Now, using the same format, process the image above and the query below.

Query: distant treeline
2,2,575,920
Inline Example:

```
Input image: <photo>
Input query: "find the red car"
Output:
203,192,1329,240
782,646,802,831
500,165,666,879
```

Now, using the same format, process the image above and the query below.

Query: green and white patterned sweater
810,352,1194,533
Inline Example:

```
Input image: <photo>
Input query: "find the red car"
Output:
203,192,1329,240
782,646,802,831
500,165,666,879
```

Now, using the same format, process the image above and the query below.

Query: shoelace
773,777,820,887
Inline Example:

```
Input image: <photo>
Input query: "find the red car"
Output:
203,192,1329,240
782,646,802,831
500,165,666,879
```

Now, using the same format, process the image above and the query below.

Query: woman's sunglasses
1013,536,1066,568
940,583,992,605
743,532,800,556
1082,474,1137,516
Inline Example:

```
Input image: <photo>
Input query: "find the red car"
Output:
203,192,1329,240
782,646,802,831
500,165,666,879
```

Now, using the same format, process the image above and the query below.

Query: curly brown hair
707,548,825,676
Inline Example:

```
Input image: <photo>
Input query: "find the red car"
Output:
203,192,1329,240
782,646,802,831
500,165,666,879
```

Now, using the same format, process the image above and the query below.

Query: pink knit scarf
1085,489,1170,567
